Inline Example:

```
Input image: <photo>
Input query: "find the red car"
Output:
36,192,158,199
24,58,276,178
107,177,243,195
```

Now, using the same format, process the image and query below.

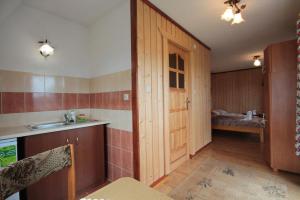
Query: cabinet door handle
66,138,69,144
76,137,79,145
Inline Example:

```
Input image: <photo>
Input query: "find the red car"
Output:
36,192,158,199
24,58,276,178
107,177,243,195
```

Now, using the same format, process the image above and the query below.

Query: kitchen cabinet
21,125,106,200
74,126,106,196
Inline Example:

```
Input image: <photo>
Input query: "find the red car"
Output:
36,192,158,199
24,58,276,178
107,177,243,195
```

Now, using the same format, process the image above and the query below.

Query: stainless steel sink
29,121,69,130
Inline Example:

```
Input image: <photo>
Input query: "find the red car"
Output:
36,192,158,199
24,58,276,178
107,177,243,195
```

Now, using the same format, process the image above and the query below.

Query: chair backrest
0,144,76,200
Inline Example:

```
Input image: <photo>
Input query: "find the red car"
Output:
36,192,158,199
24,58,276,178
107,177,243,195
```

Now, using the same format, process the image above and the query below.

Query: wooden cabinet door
23,131,69,200
263,48,271,165
264,40,300,173
71,126,106,197
22,125,106,200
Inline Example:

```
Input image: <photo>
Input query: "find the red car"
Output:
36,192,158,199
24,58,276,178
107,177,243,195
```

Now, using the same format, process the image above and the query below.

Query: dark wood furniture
212,124,264,143
22,125,106,200
264,40,300,173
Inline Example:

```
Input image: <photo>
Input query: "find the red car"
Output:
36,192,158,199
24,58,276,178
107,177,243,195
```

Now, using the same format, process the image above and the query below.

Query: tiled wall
0,91,132,114
0,70,132,114
107,127,133,181
0,69,134,181
0,92,91,114
0,70,92,126
0,69,132,119
90,91,131,110
89,70,132,131
90,70,133,180
0,70,90,93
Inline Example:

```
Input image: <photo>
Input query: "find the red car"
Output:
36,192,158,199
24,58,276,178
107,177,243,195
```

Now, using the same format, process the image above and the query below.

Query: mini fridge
0,138,20,200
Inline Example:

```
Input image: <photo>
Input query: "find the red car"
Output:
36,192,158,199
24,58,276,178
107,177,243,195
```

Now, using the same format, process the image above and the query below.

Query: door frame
160,28,193,174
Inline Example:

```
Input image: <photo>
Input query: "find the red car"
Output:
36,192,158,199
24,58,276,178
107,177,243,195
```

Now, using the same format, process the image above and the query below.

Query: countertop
0,120,110,140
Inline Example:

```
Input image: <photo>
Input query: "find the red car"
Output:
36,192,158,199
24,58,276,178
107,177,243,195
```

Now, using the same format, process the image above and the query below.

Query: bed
211,110,265,143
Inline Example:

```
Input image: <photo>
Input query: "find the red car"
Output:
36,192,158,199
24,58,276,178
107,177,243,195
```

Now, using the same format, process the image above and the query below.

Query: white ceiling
149,0,300,72
23,0,126,26
2,0,299,72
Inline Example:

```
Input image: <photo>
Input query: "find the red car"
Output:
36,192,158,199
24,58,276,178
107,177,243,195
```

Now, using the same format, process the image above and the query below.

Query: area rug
169,157,288,200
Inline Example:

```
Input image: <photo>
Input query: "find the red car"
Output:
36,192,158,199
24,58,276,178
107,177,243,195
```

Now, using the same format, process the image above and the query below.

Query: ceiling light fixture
38,39,54,58
253,55,261,67
221,0,246,25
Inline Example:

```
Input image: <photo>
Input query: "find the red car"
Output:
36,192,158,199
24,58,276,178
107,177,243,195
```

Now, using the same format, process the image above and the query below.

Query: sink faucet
64,110,76,124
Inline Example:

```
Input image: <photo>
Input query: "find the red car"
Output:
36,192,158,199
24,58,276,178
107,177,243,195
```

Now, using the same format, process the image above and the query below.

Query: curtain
296,15,300,156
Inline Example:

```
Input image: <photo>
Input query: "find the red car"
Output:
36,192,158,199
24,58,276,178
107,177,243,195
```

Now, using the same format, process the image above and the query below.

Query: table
81,177,173,200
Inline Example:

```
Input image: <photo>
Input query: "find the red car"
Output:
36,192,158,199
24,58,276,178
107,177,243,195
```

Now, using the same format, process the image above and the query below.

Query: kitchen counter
0,120,110,140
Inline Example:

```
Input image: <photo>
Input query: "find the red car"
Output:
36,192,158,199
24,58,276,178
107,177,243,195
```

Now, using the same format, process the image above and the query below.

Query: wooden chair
0,144,76,200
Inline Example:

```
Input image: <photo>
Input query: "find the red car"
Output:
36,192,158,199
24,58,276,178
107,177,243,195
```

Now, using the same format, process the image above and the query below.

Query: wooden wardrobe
264,39,300,173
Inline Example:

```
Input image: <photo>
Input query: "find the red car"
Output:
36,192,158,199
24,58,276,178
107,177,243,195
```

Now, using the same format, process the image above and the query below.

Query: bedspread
212,115,265,128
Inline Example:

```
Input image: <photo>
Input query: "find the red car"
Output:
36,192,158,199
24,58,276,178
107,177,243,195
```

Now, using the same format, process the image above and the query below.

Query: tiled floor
155,131,300,200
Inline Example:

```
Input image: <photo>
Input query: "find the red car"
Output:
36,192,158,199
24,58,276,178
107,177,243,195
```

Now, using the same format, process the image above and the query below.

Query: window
169,53,177,69
169,53,185,89
179,73,185,89
169,71,177,88
178,56,184,71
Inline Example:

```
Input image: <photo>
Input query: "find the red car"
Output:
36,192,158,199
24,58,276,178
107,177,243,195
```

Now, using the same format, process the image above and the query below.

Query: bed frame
212,124,264,143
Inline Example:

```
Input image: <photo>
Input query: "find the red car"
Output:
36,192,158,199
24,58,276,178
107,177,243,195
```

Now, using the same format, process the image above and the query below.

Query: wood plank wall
190,44,212,156
211,68,264,114
137,0,211,185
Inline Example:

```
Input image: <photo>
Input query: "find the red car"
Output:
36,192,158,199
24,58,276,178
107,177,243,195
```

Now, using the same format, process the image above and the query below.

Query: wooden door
23,131,69,200
167,42,189,171
71,126,106,197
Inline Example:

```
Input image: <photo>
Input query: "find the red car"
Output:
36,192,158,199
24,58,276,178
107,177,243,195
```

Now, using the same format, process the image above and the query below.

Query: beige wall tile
90,109,132,132
45,75,64,93
24,73,45,92
90,69,131,93
118,70,132,91
0,68,131,96
64,77,89,93
0,109,90,127
78,78,90,93
0,70,26,92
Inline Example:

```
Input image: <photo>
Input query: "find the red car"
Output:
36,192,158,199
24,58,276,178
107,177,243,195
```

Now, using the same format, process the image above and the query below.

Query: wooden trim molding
150,175,167,187
162,37,171,174
212,67,262,75
189,142,211,159
142,0,211,50
158,27,192,52
130,0,140,180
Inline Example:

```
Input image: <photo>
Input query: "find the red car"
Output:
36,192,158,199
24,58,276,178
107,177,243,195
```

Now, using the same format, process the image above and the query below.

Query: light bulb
221,7,234,22
39,42,54,57
232,12,244,24
253,59,261,67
